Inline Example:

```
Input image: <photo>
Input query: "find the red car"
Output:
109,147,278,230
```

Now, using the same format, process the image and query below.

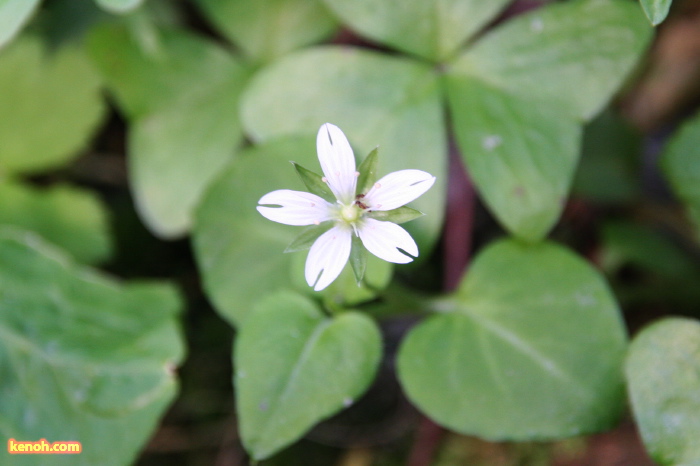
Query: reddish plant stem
406,138,475,466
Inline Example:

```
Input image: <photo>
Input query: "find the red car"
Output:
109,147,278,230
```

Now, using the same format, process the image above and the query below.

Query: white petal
305,226,351,291
257,190,332,226
316,123,357,204
363,169,435,211
357,218,418,264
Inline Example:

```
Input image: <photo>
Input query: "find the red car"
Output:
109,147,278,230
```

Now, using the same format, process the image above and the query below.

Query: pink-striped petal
305,226,352,291
357,218,418,264
316,123,357,204
363,169,435,211
257,190,332,226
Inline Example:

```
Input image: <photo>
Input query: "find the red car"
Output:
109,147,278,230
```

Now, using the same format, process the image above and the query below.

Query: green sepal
349,234,368,286
292,162,335,202
284,222,333,253
356,147,379,195
368,206,424,224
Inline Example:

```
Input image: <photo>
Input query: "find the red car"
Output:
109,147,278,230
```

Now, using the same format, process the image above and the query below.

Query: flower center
340,204,361,224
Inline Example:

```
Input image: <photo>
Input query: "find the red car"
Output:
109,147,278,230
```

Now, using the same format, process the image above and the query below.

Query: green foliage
626,318,700,465
89,22,250,238
398,240,627,439
639,0,673,26
0,228,184,465
0,36,105,174
94,0,144,14
236,291,381,460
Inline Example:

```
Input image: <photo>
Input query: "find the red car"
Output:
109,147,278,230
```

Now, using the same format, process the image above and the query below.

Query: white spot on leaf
482,135,502,151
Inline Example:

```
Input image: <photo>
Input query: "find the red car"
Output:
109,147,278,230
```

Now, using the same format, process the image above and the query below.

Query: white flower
257,123,436,291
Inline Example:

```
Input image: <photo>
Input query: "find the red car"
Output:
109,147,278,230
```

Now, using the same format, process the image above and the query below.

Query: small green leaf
626,318,700,465
640,0,672,26
236,291,381,460
292,162,335,202
0,182,112,264
368,206,424,224
94,0,144,14
284,222,333,253
356,146,379,196
0,36,105,174
661,110,700,238
194,0,337,62
349,235,368,285
0,227,184,466
0,0,40,49
398,239,627,440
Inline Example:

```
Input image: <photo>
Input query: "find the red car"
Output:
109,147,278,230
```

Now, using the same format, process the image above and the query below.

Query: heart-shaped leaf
240,46,446,252
0,0,40,49
236,291,381,460
0,181,112,264
0,36,105,174
321,0,510,62
626,317,700,466
194,0,337,62
0,227,184,466
398,239,627,439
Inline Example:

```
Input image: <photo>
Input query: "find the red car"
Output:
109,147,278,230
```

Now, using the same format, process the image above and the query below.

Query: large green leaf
89,23,249,238
626,318,700,466
0,227,184,465
661,110,700,236
398,239,627,439
321,0,510,62
445,78,581,241
0,36,105,174
236,291,381,460
193,138,318,326
0,182,112,264
0,0,40,49
451,0,652,121
241,46,446,252
640,0,672,25
94,0,144,14
194,0,337,62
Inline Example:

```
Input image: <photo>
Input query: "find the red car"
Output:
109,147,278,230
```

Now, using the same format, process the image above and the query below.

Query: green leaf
640,0,672,26
236,291,381,460
292,162,335,203
193,137,321,326
446,77,581,241
241,46,446,254
0,182,112,264
451,0,652,121
398,239,627,439
87,22,236,119
626,318,700,465
194,0,337,62
349,234,368,285
321,0,511,62
356,146,379,196
0,36,105,174
0,227,184,466
284,222,333,253
0,0,40,49
90,24,250,238
368,206,424,224
662,110,700,237
94,0,144,14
